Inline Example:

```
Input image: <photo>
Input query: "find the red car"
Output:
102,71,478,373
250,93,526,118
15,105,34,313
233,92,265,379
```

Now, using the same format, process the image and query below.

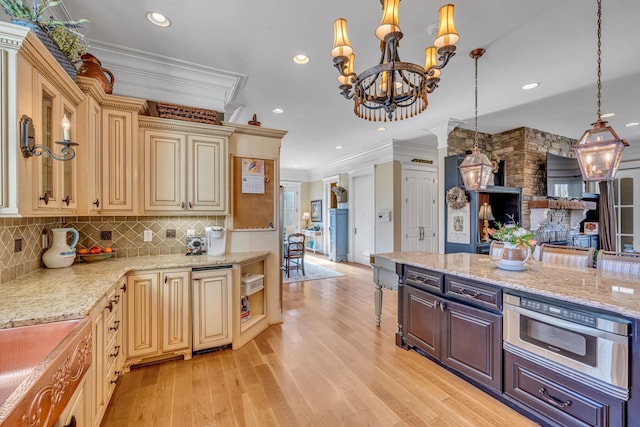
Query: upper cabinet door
143,129,186,211
187,134,227,212
101,108,137,212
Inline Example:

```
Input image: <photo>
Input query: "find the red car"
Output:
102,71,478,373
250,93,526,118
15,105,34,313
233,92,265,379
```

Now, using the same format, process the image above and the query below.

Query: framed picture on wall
310,200,322,222
584,222,599,235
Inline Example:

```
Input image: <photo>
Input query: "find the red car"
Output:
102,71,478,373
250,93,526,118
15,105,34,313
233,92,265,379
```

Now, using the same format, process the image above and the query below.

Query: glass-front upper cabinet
34,74,77,210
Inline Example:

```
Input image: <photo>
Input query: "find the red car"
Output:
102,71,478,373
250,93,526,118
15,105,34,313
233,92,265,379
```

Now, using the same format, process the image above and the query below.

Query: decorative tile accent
0,216,225,284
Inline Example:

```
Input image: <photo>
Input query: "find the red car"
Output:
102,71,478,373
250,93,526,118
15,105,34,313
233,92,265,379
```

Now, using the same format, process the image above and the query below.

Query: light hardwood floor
101,254,538,426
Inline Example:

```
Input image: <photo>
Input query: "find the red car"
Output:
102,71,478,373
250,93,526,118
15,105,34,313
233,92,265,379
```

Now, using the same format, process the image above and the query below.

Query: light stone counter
0,252,269,329
375,251,640,320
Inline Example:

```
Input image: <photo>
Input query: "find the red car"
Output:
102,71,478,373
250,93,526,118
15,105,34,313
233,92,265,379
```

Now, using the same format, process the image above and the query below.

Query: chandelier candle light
458,48,493,191
331,1,459,121
573,0,628,182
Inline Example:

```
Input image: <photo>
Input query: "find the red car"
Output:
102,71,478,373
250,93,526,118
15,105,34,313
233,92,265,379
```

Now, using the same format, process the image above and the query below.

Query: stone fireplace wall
447,126,578,229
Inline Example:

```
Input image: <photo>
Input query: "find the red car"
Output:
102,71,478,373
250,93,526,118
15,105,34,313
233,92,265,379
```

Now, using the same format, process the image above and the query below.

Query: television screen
546,153,584,199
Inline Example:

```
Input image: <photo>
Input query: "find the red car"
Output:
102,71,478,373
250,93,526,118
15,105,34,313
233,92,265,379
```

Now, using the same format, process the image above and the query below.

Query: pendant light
573,0,628,182
459,48,493,191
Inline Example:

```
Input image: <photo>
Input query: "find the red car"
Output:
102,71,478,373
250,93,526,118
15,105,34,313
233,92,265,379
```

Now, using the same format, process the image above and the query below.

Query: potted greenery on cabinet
0,0,87,78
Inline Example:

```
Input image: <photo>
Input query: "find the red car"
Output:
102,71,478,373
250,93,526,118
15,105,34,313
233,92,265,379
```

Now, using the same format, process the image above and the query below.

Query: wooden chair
596,250,640,275
539,243,595,268
489,241,504,259
285,233,306,277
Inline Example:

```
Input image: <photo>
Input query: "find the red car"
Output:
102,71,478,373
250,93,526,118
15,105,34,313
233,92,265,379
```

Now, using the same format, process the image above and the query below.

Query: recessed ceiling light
377,127,386,132
146,11,171,27
600,112,615,118
625,122,640,127
293,54,310,65
336,146,343,149
272,108,284,114
521,82,539,90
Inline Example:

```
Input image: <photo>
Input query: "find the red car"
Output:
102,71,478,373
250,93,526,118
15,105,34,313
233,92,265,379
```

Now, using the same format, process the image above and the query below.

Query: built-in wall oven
503,293,630,400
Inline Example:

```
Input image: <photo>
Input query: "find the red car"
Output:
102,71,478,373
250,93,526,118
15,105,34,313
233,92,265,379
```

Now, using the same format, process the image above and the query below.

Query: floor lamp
478,203,495,242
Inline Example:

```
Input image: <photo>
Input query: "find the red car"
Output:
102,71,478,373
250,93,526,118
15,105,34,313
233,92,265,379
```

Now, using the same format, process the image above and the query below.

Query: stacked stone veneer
448,126,578,229
0,215,225,284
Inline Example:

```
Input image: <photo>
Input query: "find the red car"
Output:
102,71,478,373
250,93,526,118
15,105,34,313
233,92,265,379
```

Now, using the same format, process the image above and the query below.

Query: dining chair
539,243,595,268
596,250,640,275
285,233,306,277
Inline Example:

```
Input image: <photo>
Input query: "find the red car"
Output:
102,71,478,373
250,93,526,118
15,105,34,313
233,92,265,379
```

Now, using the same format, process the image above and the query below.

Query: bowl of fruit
77,246,114,262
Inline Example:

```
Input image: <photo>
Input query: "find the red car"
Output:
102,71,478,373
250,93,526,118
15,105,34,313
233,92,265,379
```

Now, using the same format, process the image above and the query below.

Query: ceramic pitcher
42,228,79,269
77,53,115,94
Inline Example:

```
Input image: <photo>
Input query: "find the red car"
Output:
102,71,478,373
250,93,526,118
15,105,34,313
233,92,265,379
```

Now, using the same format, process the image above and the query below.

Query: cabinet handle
439,301,445,312
109,345,121,358
188,201,193,209
538,388,572,409
105,300,114,313
120,282,127,293
39,192,49,205
164,275,168,284
110,371,121,384
181,202,185,209
63,195,70,206
109,320,120,332
93,198,100,208
113,294,120,304
63,415,77,427
458,288,480,299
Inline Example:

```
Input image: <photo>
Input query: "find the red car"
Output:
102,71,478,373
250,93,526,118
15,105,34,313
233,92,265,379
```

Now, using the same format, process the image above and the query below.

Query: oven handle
504,303,629,344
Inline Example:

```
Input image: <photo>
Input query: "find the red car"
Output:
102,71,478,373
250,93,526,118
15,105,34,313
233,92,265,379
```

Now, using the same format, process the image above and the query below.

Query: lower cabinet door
504,351,624,427
403,284,440,358
441,299,502,392
193,270,232,351
127,273,159,358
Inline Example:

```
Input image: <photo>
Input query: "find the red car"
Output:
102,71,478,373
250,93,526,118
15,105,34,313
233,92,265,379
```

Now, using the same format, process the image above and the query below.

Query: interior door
404,168,437,252
353,174,373,265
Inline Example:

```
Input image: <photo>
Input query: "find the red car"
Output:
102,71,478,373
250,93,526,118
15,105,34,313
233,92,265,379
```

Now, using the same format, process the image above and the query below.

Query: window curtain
599,181,616,252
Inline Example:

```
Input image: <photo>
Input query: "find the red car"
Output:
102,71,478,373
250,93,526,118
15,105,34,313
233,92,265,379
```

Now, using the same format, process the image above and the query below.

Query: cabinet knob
109,320,120,332
63,415,77,427
105,300,114,313
113,294,120,304
93,198,100,208
63,195,70,206
39,192,49,205
109,345,121,358
188,201,193,209
120,282,127,293
110,371,122,384
181,202,185,209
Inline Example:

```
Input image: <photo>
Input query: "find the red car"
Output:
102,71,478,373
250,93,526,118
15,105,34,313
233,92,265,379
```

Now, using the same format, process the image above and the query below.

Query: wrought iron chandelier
573,0,628,182
459,48,493,191
331,1,459,122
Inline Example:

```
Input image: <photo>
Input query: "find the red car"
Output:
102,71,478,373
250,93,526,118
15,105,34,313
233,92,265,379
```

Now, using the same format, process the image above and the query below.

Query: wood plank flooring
101,255,538,426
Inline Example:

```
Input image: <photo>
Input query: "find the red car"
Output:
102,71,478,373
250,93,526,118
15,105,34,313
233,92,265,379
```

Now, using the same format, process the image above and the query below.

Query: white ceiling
34,1,640,176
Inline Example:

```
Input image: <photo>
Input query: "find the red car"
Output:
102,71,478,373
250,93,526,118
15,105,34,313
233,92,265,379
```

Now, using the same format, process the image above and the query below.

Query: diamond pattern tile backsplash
0,215,225,284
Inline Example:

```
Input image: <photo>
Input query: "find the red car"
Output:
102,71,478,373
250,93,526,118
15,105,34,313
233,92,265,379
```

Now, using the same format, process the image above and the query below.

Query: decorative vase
77,53,115,94
11,19,77,80
42,228,79,269
496,242,531,271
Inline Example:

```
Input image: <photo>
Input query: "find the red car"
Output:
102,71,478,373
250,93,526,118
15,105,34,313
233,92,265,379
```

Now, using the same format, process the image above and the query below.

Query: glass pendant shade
574,119,628,181
434,4,459,48
375,0,401,41
424,46,441,78
337,54,355,85
459,147,494,191
332,18,353,58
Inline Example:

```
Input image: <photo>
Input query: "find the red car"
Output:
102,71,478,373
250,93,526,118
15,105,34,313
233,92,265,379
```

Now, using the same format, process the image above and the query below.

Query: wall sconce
478,202,495,242
20,115,78,161
301,212,311,229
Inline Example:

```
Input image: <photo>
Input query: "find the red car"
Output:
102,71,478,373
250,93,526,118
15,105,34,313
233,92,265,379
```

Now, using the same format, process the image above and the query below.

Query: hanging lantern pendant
574,0,628,182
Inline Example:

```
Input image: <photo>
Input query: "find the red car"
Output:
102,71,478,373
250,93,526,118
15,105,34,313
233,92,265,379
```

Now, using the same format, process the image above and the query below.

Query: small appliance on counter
205,226,227,256
186,236,204,256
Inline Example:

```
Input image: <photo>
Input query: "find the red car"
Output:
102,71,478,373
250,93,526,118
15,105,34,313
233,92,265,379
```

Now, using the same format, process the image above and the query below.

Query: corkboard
232,156,276,230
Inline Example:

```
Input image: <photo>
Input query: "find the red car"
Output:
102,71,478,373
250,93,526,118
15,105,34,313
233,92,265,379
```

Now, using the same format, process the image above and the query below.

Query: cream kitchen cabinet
89,276,126,426
192,267,233,351
126,269,191,369
54,374,89,427
140,116,232,214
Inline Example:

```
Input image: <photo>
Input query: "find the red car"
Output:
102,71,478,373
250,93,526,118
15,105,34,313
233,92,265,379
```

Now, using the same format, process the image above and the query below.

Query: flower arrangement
446,187,468,209
488,215,536,248
0,0,88,63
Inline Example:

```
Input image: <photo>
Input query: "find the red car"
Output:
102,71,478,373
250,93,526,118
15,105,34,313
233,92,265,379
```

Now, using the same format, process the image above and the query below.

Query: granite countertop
0,251,269,329
375,251,640,320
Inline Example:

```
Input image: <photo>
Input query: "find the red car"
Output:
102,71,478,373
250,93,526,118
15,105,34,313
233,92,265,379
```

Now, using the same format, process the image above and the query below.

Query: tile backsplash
0,215,225,284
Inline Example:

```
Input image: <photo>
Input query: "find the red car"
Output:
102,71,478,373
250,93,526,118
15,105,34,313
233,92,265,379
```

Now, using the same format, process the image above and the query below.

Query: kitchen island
373,251,640,427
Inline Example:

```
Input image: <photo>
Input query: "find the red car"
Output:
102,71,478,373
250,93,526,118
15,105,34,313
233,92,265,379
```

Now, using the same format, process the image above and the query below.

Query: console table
303,230,323,253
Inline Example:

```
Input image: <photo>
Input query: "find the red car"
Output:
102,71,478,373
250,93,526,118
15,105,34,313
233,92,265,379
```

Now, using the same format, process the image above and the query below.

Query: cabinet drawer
505,351,624,427
445,276,501,311
404,266,444,293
